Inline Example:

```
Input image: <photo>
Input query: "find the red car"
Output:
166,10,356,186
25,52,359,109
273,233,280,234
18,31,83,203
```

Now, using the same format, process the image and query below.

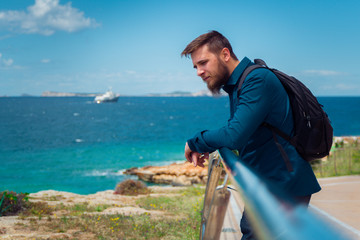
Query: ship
94,89,119,103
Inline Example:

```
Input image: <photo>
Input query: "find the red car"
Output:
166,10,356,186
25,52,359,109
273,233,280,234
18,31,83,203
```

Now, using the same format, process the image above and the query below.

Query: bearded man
181,31,320,240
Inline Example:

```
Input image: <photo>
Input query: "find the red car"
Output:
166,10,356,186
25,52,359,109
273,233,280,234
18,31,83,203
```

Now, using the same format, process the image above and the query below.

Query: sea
1,96,359,194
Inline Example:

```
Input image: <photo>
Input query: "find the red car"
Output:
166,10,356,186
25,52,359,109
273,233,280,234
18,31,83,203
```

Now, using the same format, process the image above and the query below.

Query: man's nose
197,67,204,77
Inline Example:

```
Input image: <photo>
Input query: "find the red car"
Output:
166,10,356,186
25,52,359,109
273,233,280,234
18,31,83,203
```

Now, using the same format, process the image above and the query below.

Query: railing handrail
217,147,350,240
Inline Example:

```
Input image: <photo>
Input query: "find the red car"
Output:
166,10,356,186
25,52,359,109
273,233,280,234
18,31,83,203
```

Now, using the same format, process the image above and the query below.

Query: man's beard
207,60,229,95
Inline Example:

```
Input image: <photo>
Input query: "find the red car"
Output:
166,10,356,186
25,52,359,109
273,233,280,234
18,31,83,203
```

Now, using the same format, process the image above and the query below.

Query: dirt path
310,175,360,239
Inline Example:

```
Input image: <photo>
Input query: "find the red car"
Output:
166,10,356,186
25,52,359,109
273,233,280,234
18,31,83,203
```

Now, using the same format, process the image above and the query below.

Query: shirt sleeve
187,70,276,153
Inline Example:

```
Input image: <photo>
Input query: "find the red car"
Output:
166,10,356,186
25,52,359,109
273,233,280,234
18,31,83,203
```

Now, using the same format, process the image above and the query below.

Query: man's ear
221,48,231,62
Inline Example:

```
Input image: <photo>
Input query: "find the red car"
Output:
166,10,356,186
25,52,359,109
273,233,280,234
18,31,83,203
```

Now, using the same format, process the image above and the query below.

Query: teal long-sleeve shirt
187,57,321,197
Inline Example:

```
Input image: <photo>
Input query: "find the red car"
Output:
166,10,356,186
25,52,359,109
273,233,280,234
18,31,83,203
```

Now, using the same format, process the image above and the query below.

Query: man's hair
181,30,238,60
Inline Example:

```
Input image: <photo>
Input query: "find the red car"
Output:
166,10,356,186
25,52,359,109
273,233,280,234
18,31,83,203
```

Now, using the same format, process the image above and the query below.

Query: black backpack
237,59,333,172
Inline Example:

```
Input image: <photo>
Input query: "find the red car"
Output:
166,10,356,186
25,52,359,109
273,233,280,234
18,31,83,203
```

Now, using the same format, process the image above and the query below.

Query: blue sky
0,0,359,96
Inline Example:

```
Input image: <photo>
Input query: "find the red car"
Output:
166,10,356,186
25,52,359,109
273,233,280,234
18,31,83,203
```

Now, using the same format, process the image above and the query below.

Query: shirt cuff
187,130,216,153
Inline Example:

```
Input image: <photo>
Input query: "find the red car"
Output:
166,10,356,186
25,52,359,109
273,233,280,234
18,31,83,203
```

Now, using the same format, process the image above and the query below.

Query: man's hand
184,142,209,168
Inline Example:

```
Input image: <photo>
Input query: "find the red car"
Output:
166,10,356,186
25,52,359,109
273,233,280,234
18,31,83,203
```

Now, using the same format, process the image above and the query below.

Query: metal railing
200,147,351,240
200,153,230,240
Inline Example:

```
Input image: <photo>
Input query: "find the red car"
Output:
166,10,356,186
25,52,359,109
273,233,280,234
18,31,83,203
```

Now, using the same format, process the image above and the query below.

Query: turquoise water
1,96,359,194
0,97,228,194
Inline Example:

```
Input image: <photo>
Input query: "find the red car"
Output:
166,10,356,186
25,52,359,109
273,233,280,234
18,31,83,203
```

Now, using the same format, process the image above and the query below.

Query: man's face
191,44,229,94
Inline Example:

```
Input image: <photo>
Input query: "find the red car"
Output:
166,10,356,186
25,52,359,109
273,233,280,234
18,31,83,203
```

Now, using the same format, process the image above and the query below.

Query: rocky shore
124,161,210,186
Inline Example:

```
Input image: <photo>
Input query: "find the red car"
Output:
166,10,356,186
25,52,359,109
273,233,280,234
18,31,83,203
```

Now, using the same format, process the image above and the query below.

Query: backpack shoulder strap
236,64,264,98
236,58,268,97
236,58,294,172
269,128,294,172
254,58,267,67
263,122,294,144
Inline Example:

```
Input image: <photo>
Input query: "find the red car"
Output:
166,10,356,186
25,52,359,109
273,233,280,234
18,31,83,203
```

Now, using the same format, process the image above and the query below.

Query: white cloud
41,59,51,63
333,84,358,90
3,58,14,66
29,0,58,17
0,0,99,36
125,70,137,75
317,83,360,96
0,52,14,67
303,70,344,76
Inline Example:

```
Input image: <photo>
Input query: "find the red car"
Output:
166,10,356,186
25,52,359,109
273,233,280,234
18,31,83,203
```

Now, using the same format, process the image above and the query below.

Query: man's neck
228,59,240,76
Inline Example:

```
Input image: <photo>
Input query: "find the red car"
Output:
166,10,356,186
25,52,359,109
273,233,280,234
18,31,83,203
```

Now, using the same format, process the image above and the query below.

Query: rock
152,174,177,184
172,175,192,186
124,161,210,186
135,170,155,182
122,167,138,175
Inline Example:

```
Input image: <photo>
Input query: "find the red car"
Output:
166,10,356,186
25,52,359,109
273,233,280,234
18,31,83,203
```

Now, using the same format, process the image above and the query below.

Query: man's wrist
187,139,197,153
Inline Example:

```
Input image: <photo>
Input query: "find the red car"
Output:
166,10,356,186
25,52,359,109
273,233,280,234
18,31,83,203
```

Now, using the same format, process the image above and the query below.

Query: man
181,31,321,239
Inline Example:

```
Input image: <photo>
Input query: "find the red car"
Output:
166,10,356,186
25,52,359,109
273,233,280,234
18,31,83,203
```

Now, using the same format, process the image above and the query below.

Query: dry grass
114,179,150,196
1,185,205,240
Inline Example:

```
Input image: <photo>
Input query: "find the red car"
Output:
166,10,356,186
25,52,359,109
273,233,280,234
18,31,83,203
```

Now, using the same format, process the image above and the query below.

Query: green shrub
114,179,150,196
0,191,29,216
353,149,360,163
312,146,360,177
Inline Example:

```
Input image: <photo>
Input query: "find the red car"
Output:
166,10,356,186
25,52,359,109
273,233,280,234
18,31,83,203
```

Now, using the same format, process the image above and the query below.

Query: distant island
146,90,213,97
41,91,99,97
0,90,223,97
41,90,215,97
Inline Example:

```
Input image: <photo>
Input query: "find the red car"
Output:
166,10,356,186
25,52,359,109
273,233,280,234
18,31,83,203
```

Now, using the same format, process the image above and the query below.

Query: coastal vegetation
1,139,359,239
311,138,360,177
0,191,30,217
0,184,205,239
114,179,150,196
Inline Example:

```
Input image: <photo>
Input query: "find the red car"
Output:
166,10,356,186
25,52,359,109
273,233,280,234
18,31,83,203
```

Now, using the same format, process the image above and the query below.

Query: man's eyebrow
193,61,200,69
193,59,206,69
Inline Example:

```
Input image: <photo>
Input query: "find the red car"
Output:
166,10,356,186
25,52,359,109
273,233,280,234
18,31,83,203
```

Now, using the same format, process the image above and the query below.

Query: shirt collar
223,57,251,93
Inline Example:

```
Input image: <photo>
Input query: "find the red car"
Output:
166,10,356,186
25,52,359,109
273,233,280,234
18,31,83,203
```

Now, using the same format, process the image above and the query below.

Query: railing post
202,186,230,240
200,154,223,240
200,152,231,240
334,150,337,175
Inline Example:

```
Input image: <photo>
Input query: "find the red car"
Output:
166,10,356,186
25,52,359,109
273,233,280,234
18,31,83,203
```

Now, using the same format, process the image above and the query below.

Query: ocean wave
84,169,125,177
142,159,186,167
